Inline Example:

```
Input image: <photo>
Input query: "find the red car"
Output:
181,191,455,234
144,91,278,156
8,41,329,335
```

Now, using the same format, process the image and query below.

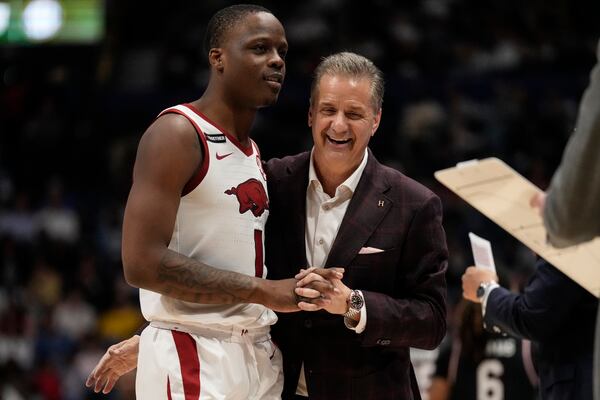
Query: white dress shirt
296,148,369,396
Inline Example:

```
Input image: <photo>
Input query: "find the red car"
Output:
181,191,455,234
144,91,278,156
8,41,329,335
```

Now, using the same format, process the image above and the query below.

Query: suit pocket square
358,246,385,254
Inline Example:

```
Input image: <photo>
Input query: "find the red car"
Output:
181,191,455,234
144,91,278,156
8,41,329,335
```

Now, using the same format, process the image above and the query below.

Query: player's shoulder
141,110,199,149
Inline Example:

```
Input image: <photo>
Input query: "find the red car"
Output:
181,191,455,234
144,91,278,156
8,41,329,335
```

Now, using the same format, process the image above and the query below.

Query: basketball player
429,300,537,400
114,5,340,400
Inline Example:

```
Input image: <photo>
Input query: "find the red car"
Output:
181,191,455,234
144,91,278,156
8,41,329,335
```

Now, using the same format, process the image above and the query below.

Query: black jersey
435,334,537,400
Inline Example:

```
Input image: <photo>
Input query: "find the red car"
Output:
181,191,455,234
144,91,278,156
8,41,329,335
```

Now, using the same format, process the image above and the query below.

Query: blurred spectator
0,360,30,400
33,358,62,400
34,313,74,370
97,281,143,342
28,259,62,309
62,335,110,400
411,346,440,400
52,289,97,341
77,254,112,311
0,294,33,370
36,180,80,245
0,192,37,244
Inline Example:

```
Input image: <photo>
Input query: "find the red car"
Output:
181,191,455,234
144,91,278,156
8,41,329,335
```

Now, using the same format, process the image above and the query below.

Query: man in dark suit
266,52,448,400
462,260,597,399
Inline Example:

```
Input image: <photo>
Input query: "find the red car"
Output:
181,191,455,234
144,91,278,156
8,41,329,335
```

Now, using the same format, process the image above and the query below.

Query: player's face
309,74,381,175
220,12,287,108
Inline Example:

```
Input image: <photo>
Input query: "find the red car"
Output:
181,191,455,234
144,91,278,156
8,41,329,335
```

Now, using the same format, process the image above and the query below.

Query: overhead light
0,3,10,37
23,0,63,41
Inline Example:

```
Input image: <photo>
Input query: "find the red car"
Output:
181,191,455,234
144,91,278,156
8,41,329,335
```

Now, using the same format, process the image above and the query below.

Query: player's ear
209,49,224,72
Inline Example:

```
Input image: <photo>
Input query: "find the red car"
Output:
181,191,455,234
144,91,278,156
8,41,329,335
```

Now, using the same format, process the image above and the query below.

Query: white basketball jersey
139,103,277,330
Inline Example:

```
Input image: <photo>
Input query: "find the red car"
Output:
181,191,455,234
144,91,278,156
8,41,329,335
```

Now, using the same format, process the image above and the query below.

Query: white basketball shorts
136,323,283,399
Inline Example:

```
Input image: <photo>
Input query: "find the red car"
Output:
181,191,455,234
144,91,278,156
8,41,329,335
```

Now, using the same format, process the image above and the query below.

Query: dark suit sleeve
484,261,586,341
359,194,448,349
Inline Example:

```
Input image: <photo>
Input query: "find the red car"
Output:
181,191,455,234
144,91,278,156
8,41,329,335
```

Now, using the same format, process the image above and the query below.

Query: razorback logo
225,178,269,217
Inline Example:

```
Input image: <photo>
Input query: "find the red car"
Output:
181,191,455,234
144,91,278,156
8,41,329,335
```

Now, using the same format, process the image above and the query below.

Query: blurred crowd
0,0,599,398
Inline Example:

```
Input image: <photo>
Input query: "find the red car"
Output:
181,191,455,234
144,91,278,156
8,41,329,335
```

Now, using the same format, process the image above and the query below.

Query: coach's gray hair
310,52,384,111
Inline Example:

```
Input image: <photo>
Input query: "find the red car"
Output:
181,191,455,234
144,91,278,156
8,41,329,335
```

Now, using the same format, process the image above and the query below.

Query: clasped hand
294,267,351,314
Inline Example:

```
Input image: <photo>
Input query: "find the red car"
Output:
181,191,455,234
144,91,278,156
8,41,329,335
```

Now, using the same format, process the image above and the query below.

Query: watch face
476,284,485,298
350,291,364,310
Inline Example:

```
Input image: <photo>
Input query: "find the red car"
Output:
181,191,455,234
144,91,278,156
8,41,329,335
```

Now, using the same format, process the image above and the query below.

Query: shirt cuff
481,283,500,317
346,290,367,333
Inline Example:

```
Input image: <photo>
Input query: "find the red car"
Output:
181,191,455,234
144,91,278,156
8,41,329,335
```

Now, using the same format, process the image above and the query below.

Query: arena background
0,0,599,398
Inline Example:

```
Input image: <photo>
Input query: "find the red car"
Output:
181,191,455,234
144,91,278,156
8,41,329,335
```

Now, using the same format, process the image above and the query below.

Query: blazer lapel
325,151,392,268
281,154,310,271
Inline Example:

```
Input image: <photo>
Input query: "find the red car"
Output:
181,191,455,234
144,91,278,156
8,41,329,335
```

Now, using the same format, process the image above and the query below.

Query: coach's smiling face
309,74,382,181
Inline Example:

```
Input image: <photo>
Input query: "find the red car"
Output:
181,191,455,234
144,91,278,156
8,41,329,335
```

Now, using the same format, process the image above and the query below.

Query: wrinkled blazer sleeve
544,39,600,247
359,194,448,350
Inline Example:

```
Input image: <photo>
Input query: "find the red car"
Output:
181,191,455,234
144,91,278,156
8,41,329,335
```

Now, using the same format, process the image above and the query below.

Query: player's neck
192,94,256,145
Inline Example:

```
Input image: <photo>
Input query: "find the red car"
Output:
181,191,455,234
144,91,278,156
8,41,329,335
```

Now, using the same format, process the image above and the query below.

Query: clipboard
435,157,600,298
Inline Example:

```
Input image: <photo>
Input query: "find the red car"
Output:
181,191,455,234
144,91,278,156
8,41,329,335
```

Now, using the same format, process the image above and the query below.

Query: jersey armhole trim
251,139,261,159
158,108,210,196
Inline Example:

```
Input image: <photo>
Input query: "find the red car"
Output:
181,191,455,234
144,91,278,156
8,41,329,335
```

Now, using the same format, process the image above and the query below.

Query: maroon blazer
265,150,448,400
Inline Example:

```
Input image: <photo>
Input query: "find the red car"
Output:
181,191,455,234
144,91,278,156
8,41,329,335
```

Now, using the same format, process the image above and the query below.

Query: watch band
477,281,498,298
343,307,361,319
477,281,499,316
476,281,494,299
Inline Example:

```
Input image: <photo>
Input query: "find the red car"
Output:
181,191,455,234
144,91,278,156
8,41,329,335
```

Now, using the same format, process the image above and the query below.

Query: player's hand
258,278,309,312
294,267,349,313
85,335,140,394
461,266,498,303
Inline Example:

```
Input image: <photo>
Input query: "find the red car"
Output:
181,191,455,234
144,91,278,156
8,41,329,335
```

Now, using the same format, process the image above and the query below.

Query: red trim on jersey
254,229,264,278
167,376,172,400
172,331,201,400
251,139,261,158
252,140,268,181
159,108,210,196
183,103,254,157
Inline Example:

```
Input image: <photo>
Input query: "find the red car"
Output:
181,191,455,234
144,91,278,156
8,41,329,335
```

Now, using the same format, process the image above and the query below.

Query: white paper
456,159,479,168
468,232,496,272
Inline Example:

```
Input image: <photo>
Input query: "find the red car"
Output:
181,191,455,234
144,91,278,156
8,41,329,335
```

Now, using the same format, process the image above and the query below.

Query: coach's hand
86,334,139,394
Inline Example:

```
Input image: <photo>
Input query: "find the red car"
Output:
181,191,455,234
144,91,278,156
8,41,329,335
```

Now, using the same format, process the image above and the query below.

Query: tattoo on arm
156,250,258,304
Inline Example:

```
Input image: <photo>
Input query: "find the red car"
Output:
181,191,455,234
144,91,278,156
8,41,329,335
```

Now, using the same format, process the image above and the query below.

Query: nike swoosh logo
216,152,233,160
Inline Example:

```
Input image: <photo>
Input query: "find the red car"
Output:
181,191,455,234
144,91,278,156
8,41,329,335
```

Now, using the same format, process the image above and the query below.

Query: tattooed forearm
155,249,258,304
